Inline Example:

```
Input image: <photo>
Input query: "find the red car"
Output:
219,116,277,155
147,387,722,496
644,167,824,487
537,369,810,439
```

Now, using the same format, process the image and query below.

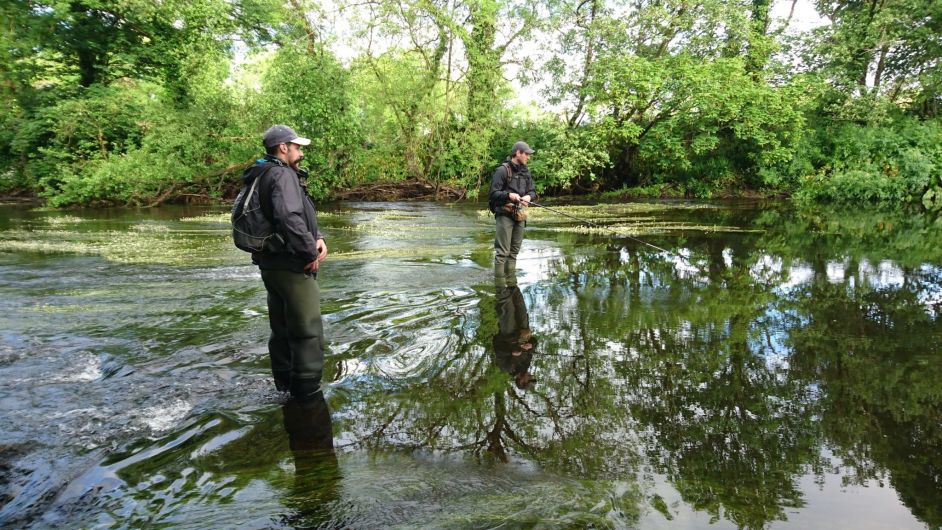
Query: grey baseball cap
511,141,534,155
262,125,311,149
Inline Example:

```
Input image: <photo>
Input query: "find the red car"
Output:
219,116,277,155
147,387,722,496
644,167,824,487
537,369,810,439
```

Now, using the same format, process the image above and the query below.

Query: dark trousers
494,215,525,276
261,269,324,400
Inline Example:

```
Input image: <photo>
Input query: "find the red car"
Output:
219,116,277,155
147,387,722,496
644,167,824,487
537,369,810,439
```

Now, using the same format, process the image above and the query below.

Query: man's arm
488,166,511,205
312,208,326,252
525,173,537,204
268,168,318,263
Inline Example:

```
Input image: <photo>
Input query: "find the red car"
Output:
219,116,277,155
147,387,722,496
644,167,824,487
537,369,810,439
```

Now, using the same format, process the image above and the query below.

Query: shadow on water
1,201,941,528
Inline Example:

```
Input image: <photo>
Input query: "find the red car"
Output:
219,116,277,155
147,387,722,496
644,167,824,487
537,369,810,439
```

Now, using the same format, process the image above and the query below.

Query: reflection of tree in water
350,279,635,463
332,206,942,528
337,269,644,521
568,241,823,529
745,207,942,527
540,205,942,529
785,267,942,529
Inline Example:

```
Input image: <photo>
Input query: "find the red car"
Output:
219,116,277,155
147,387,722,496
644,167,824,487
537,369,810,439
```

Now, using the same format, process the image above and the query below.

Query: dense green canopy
0,0,939,206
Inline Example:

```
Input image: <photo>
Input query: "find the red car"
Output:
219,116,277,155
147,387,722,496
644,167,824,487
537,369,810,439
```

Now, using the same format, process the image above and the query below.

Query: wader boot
261,269,325,401
494,215,525,277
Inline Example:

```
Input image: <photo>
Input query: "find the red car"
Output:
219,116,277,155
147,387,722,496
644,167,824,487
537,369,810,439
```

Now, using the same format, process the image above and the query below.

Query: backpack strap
242,163,276,216
242,171,263,212
502,162,513,189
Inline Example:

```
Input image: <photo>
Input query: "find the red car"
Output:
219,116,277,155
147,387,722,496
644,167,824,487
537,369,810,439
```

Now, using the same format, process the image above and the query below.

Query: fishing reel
513,202,529,222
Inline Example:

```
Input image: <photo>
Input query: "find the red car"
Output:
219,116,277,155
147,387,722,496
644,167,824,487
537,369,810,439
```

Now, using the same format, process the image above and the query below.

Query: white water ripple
49,351,102,383
138,399,193,433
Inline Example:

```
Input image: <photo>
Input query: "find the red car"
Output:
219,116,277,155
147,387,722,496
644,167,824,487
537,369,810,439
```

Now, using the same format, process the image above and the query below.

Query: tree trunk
466,0,499,129
568,0,599,128
745,0,771,78
464,0,500,191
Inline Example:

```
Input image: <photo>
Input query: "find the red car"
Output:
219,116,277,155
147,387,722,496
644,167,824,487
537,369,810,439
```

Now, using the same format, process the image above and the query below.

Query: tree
344,0,545,191
808,0,942,116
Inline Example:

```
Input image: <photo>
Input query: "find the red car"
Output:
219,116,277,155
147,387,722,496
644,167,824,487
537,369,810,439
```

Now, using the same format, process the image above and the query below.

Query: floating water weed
131,224,171,232
374,212,423,221
179,213,229,223
0,240,101,256
28,303,99,314
178,211,343,224
476,202,714,221
0,227,230,265
42,215,86,226
475,202,754,236
548,223,764,236
331,244,481,260
332,223,469,236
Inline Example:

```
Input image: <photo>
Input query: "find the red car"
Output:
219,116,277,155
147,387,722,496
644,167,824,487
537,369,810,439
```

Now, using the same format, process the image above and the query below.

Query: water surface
0,200,940,529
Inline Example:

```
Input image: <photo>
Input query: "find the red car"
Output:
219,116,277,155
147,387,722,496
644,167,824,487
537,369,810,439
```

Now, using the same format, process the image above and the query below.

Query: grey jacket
243,156,324,272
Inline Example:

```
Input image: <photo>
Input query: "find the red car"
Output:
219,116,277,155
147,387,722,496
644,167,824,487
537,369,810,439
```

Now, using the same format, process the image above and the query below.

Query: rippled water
1,201,940,529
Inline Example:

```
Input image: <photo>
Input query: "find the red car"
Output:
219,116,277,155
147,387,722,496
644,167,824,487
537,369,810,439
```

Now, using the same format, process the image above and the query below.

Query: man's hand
508,192,521,203
304,239,328,274
520,195,531,206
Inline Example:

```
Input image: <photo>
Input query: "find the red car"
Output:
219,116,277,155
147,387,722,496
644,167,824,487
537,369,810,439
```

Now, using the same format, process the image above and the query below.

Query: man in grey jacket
243,124,328,401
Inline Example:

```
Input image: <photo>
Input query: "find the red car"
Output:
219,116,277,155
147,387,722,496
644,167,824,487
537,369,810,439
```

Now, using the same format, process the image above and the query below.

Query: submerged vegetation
0,1,940,207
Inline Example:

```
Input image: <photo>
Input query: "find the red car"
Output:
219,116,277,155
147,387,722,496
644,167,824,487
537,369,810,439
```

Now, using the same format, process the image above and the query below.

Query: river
0,200,940,529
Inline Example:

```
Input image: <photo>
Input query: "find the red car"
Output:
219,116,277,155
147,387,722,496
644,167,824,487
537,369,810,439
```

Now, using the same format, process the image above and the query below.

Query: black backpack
488,163,514,214
231,165,286,253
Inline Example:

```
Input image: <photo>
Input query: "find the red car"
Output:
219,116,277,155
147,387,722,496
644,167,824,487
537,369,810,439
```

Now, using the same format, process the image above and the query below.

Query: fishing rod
525,201,689,262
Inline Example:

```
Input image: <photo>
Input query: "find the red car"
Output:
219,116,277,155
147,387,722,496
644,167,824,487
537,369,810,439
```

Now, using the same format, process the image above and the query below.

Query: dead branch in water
332,178,465,201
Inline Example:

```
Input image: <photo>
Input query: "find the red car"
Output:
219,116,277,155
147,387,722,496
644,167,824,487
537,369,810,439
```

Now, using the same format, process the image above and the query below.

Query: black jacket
242,155,324,272
488,158,537,216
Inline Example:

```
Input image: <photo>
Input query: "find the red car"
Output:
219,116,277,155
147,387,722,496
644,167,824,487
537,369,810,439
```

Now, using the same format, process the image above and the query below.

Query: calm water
0,200,940,529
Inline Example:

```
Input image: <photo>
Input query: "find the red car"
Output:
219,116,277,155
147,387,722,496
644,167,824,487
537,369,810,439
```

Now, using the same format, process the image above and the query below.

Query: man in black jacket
488,141,537,278
243,124,328,401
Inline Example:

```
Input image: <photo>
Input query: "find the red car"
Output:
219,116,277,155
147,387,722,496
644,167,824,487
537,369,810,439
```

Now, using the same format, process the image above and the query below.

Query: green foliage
547,50,807,196
807,0,942,116
348,50,466,186
923,187,942,211
793,115,942,205
254,45,359,199
0,0,940,207
518,119,610,193
634,58,805,193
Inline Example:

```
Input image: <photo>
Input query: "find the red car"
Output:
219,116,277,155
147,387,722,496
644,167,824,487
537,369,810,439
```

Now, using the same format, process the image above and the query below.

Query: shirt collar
262,154,289,167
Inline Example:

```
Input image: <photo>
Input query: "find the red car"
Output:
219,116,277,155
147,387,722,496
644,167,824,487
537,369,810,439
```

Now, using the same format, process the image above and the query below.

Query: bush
255,45,360,199
491,118,610,195
42,82,261,206
793,115,942,205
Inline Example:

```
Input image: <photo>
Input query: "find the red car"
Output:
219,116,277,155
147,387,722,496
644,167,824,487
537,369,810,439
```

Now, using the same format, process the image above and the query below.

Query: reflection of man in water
493,281,537,390
283,393,335,454
281,393,340,525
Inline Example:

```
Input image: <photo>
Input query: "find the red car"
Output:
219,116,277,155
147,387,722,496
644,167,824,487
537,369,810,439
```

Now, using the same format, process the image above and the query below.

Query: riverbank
2,179,791,207
0,192,41,204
